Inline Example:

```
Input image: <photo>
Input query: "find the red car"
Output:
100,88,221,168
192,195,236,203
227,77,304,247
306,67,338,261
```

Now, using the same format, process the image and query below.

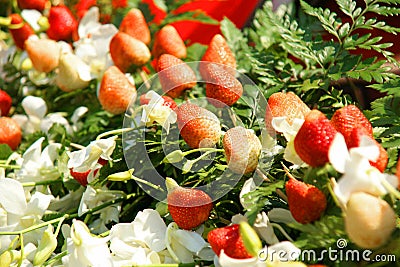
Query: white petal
328,133,350,173
173,229,206,253
22,96,47,119
21,10,42,31
40,143,62,167
352,135,380,162
78,7,101,38
218,250,259,267
0,178,27,215
267,208,297,224
132,209,167,252
254,212,279,245
267,241,301,261
26,192,54,217
22,137,45,164
239,178,256,209
41,113,72,134
71,106,88,124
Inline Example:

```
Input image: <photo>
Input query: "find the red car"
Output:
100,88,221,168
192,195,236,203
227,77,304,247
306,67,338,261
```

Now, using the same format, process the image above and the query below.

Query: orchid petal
267,241,301,261
268,208,297,224
0,178,27,215
26,192,54,217
22,96,47,119
328,133,350,173
78,7,101,39
71,106,88,124
173,229,206,253
218,250,259,267
21,9,42,31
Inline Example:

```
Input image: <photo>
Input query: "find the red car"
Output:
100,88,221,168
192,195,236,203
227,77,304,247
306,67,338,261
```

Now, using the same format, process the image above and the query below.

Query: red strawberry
17,0,47,11
47,5,78,42
70,169,91,186
176,103,221,149
265,92,310,133
25,38,60,73
330,105,373,147
200,34,236,79
74,0,97,19
112,0,127,9
205,63,243,107
348,127,388,172
119,8,151,45
152,25,186,59
294,110,338,167
285,174,327,224
109,32,151,72
157,54,196,98
9,14,34,50
166,178,213,230
0,89,12,117
207,224,253,259
0,117,22,150
223,126,262,174
98,66,137,115
139,94,177,109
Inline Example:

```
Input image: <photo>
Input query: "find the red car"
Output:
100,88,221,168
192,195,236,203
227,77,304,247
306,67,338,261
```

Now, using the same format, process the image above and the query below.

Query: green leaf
0,144,12,160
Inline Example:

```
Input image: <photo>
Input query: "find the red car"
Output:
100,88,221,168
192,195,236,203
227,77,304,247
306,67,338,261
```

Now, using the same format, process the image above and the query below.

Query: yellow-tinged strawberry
152,25,186,59
223,126,261,174
166,178,213,230
345,192,396,249
119,8,150,45
25,38,60,73
157,54,196,98
0,117,22,150
205,63,243,107
200,34,236,79
265,92,310,133
98,66,137,115
176,103,221,149
109,32,151,72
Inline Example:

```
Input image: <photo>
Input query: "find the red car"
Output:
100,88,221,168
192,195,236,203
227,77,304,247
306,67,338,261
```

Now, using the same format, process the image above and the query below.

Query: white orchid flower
74,7,118,78
328,133,398,205
12,96,87,136
109,209,166,265
68,136,116,174
16,137,61,184
215,250,265,267
141,90,177,134
62,219,113,267
166,222,207,263
0,178,53,253
271,117,305,168
21,9,42,32
78,186,123,233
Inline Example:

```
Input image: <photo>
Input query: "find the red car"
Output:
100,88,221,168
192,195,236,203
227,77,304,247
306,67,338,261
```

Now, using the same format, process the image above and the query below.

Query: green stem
44,251,68,266
21,179,61,187
0,215,69,236
182,147,224,157
131,176,165,192
270,223,294,242
18,233,23,267
0,164,21,169
96,128,134,140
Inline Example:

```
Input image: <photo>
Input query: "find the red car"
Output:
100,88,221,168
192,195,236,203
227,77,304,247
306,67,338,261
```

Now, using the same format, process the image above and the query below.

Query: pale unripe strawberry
109,32,151,72
25,38,60,73
223,126,262,174
176,103,221,149
345,192,396,249
98,66,137,115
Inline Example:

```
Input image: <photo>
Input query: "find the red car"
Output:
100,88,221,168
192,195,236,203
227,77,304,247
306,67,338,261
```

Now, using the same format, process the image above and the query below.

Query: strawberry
139,94,177,109
330,105,373,147
265,92,310,133
294,109,338,167
25,38,60,73
70,159,106,186
119,8,151,45
176,103,221,149
157,54,196,98
74,0,97,19
166,178,213,230
285,175,327,224
348,127,388,172
345,192,396,249
207,224,253,259
9,14,34,50
47,5,78,42
200,34,236,79
109,32,151,72
152,25,186,59
17,0,47,11
0,117,22,150
205,63,243,107
223,126,262,174
98,66,137,115
0,89,12,117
